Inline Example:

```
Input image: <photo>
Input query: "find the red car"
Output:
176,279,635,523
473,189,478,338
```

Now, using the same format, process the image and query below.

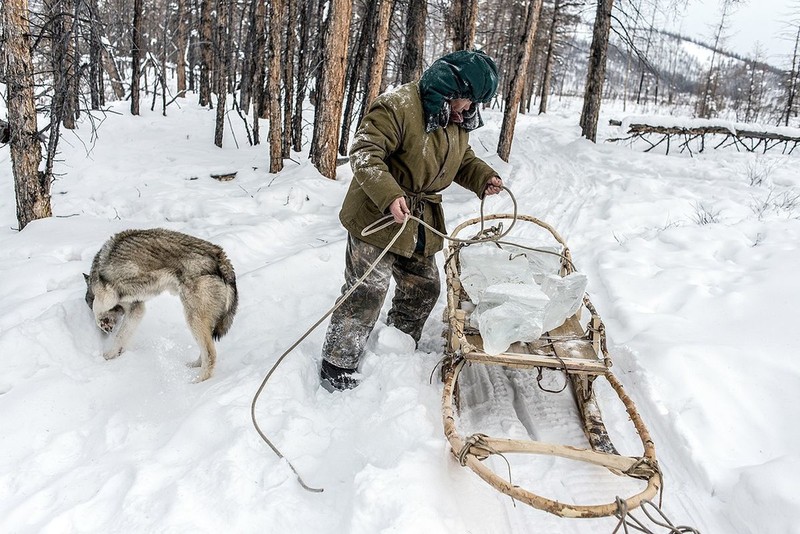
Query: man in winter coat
321,50,504,391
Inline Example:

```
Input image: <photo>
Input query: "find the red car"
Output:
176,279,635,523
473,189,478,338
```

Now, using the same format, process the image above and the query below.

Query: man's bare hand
484,176,503,196
389,196,411,223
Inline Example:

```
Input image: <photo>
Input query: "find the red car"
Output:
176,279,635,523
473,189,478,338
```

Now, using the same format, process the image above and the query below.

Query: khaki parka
341,82,497,258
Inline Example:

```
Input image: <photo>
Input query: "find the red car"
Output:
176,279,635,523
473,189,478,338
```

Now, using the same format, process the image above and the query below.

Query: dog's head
83,273,124,333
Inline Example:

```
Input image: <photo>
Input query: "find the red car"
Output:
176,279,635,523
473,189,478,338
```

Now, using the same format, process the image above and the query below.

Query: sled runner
442,214,661,518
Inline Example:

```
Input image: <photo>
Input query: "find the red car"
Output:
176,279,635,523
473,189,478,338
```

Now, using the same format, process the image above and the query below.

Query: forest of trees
2,0,800,230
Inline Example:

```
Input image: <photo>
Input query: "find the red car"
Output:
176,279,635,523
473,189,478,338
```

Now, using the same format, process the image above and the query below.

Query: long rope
250,187,520,492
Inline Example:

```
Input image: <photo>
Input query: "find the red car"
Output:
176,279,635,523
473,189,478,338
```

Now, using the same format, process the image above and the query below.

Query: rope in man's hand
250,186,517,493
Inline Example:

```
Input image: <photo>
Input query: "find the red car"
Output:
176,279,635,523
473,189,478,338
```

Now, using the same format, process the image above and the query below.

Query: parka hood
418,50,499,133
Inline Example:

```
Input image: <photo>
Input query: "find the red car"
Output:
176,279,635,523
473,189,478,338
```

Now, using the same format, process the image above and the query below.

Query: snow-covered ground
1,95,798,533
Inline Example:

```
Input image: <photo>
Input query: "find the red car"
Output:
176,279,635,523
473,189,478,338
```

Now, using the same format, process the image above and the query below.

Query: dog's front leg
105,301,145,360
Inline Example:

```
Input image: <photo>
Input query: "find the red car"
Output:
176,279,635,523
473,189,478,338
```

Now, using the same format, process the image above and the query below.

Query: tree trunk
69,0,80,123
497,0,543,161
361,0,394,114
282,0,297,158
214,0,229,147
267,0,285,171
88,0,103,108
450,0,477,51
102,42,126,99
198,0,213,107
131,0,144,115
338,4,375,156
784,25,800,127
579,0,614,142
400,0,426,83
251,0,268,144
291,0,311,152
310,0,353,179
538,0,560,114
239,0,259,112
175,0,188,97
3,0,50,229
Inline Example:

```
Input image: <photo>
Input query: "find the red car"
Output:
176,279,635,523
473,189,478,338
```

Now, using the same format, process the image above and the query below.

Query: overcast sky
672,0,799,63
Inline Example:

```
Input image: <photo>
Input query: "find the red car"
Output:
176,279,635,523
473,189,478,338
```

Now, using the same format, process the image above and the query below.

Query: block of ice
502,244,564,283
540,272,588,332
474,283,550,355
459,245,532,304
457,242,587,354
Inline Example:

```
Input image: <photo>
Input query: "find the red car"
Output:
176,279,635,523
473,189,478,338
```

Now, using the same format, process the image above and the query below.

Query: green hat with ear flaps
419,50,499,133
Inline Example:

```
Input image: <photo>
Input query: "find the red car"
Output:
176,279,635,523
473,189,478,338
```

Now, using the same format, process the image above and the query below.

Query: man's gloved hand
389,196,411,223
484,176,503,196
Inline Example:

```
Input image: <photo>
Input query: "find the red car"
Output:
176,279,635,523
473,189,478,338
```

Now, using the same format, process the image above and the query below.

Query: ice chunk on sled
459,246,531,304
540,272,589,332
502,244,564,284
475,283,550,355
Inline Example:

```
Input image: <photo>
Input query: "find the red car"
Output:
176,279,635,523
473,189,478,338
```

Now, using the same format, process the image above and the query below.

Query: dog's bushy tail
213,251,238,340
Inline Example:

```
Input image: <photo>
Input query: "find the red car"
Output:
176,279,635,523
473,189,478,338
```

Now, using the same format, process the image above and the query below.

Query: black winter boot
320,360,359,391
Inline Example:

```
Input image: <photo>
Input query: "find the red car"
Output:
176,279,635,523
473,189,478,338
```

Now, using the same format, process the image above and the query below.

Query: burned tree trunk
784,25,800,127
497,0,543,161
310,0,353,179
251,0,268,144
400,0,426,83
214,0,230,147
88,0,104,108
291,0,311,152
131,0,144,115
579,0,614,142
338,3,376,156
282,0,297,158
361,0,394,113
198,0,213,107
3,0,50,229
538,0,560,114
450,0,477,51
175,0,188,97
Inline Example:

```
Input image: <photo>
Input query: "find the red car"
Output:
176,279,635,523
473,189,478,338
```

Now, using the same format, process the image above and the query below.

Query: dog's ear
83,273,89,283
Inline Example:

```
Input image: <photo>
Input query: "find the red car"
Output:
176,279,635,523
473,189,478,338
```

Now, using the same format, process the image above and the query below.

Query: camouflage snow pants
321,233,440,370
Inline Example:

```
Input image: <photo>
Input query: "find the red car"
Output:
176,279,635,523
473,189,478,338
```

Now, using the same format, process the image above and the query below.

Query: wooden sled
442,214,661,518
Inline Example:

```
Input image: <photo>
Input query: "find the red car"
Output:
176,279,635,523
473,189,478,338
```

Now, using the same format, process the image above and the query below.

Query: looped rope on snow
612,498,701,534
250,186,519,493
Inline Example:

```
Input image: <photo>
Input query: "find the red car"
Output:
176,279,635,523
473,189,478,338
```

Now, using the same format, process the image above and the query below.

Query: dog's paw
103,347,123,360
98,315,116,333
192,368,212,383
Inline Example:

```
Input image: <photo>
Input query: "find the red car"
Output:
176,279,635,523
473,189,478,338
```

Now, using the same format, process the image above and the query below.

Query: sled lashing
441,214,661,518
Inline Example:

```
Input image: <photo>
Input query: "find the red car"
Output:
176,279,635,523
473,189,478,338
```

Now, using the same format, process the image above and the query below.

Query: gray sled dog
83,228,238,382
